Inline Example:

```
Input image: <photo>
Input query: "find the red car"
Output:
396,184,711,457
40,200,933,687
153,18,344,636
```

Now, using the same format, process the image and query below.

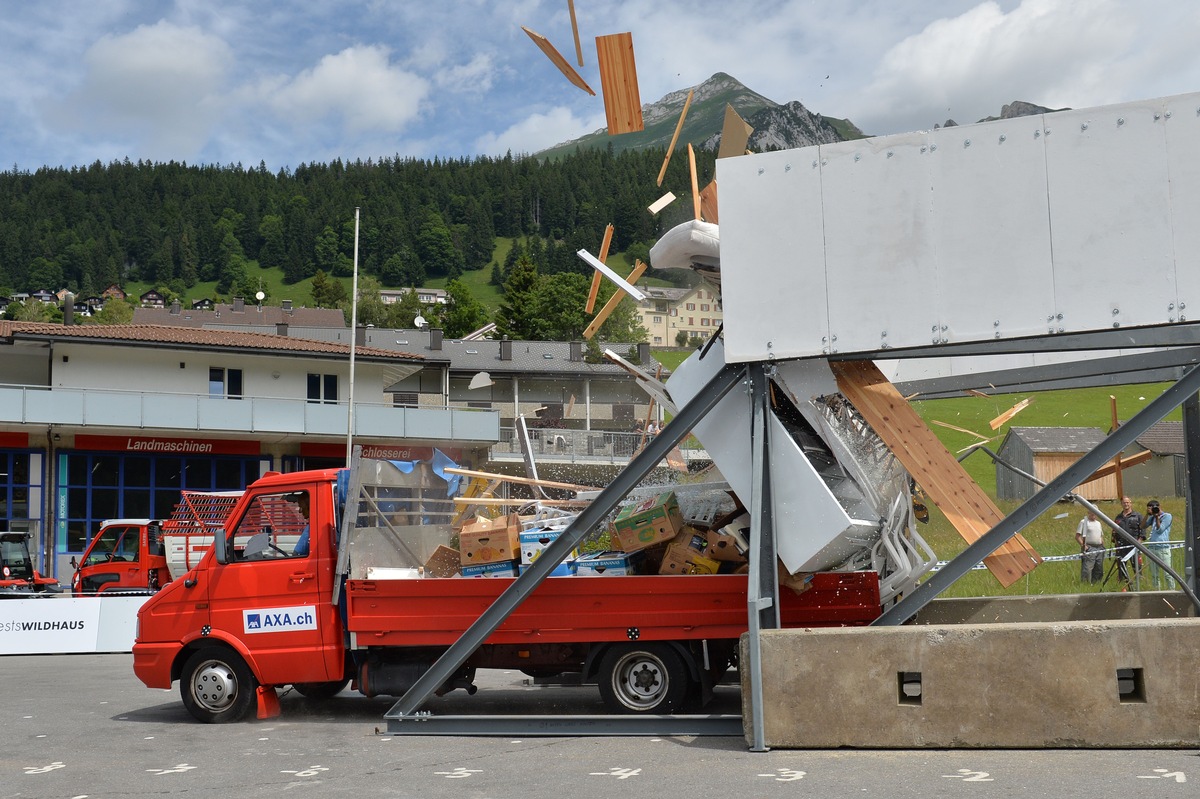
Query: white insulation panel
718,92,1200,363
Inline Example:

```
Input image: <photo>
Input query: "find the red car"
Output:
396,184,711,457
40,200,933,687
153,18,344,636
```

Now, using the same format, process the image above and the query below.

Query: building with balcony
0,320,499,579
636,285,723,346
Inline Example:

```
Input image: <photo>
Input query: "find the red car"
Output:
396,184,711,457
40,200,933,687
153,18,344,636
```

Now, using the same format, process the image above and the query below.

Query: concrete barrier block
744,616,1200,748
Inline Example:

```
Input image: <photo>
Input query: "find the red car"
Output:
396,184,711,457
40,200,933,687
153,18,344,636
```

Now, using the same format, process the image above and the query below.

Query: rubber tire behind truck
180,646,258,723
596,642,692,713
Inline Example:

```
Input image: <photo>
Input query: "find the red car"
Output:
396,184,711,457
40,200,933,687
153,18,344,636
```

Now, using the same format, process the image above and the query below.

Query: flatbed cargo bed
345,572,880,647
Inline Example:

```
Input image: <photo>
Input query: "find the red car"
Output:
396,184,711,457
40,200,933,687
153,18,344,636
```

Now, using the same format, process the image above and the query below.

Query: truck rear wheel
597,643,691,714
180,647,257,723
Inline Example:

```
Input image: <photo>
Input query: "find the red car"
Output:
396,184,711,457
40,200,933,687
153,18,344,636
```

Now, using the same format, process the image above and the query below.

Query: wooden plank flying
930,419,991,441
522,26,595,95
584,260,647,339
567,0,584,67
831,360,1041,588
1079,450,1152,485
657,89,694,186
989,397,1033,430
443,466,596,493
595,32,643,134
688,143,700,220
717,104,753,159
699,180,719,223
648,191,676,215
585,223,615,314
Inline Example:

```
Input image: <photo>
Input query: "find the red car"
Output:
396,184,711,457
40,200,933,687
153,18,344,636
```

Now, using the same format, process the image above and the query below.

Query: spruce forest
0,145,716,339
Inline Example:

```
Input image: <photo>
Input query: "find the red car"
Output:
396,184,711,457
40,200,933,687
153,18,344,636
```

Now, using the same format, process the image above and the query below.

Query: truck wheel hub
192,661,238,710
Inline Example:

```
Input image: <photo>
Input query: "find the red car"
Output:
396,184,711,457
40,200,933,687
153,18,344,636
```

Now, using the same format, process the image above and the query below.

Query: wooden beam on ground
567,0,584,67
443,466,596,493
688,143,700,220
1079,449,1152,486
831,360,1041,588
522,26,595,95
585,223,615,314
699,179,719,223
989,397,1032,430
595,32,643,134
657,89,694,186
584,260,647,339
717,104,753,159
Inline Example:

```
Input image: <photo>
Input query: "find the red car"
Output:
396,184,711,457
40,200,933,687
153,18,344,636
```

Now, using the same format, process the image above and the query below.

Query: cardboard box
611,491,684,552
423,544,462,578
461,561,519,578
519,561,576,577
658,542,720,575
671,526,708,552
705,528,747,562
519,528,579,565
460,513,521,566
778,560,813,595
574,550,643,576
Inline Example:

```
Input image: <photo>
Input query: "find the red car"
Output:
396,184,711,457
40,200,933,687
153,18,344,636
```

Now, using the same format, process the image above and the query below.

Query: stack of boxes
416,490,751,579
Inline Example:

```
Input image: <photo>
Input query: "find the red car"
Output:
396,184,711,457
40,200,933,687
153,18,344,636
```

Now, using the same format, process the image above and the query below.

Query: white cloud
267,45,430,134
474,106,607,156
48,20,232,160
435,54,496,94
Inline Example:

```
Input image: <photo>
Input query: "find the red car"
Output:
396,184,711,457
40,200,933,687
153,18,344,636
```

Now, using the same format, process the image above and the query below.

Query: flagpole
346,207,360,465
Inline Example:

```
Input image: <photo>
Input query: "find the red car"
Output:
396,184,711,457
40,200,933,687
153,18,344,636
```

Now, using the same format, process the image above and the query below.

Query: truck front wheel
597,643,691,714
180,647,258,723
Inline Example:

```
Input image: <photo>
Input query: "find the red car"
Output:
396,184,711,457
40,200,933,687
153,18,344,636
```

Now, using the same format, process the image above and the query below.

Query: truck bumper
132,643,178,689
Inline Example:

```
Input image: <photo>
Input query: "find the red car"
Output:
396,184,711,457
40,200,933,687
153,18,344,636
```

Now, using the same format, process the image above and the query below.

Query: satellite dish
255,291,265,301
414,315,427,329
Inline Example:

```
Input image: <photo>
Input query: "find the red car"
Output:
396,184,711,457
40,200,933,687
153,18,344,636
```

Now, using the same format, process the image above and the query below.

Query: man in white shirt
1074,510,1104,584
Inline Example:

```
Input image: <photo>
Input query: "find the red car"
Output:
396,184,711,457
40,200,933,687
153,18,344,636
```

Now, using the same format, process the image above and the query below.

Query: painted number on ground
757,768,806,782
146,764,197,776
282,765,329,778
434,767,482,778
942,769,993,782
24,762,66,775
590,767,641,779
1138,769,1186,783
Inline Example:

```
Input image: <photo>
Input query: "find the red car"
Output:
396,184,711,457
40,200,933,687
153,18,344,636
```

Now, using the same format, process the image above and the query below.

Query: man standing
1074,510,1105,584
1144,499,1175,590
1112,496,1143,587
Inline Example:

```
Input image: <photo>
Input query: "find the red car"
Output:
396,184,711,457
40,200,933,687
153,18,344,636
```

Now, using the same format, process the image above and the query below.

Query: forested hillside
0,146,714,310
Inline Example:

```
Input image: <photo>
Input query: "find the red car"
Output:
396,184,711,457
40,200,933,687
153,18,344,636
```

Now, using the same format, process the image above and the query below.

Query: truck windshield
83,526,140,567
0,537,34,580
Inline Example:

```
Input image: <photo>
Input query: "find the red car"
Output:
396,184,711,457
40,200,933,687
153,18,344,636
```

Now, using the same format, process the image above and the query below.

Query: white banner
0,595,150,654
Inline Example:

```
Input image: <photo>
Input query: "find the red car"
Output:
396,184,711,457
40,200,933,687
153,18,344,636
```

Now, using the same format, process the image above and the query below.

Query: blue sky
3,0,1198,171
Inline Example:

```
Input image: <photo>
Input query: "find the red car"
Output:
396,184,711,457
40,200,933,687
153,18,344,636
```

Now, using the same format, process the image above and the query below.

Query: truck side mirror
213,534,230,565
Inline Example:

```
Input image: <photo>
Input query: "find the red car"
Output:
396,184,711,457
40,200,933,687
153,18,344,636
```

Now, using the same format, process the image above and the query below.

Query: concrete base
744,593,1200,748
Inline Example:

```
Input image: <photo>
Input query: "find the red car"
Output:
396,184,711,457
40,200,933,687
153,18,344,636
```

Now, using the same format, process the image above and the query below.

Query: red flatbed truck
133,462,881,723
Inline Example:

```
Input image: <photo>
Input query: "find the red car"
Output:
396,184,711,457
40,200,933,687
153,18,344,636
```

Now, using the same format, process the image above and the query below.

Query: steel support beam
1183,391,1200,595
386,361,747,719
874,361,1200,626
745,362,780,752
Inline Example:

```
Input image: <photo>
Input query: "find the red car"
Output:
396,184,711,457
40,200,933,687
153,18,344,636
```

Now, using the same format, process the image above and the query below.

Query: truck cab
1,531,62,595
71,519,165,595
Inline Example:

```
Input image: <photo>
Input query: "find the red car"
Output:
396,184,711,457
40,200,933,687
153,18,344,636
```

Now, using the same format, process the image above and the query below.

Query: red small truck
0,532,62,596
133,460,881,723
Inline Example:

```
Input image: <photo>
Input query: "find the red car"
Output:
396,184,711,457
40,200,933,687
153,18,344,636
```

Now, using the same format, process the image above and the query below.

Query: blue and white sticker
242,606,317,634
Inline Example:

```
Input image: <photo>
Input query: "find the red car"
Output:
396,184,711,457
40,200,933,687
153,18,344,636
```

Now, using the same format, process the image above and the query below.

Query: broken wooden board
585,223,615,314
657,89,694,186
717,104,753,159
595,32,643,134
1079,449,1152,485
831,360,1041,588
567,0,584,66
699,179,719,223
989,397,1033,430
930,419,991,441
522,26,595,95
584,260,647,339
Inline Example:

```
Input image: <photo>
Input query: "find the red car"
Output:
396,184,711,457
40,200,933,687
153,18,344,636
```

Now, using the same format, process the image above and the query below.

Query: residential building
635,284,722,346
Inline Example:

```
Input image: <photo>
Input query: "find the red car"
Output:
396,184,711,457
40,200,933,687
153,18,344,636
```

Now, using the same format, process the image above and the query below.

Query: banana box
611,491,684,552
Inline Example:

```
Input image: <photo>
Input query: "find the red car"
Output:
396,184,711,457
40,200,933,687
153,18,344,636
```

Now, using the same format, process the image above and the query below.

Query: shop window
307,373,339,405
209,367,243,399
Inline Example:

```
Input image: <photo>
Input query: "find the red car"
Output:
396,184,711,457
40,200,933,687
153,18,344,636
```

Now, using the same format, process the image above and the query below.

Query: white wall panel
720,92,1200,362
718,148,827,362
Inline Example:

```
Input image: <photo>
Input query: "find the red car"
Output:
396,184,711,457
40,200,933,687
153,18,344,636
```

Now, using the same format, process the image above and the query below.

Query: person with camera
1144,499,1175,590
1112,496,1143,587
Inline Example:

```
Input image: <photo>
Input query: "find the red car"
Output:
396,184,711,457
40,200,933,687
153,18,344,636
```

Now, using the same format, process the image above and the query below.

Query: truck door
206,487,341,685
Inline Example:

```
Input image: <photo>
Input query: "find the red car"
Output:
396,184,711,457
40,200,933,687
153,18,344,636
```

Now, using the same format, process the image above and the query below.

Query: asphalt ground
2,653,1196,798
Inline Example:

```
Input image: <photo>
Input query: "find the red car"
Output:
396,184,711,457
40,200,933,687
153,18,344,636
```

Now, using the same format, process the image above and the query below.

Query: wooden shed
1125,420,1186,498
995,427,1122,501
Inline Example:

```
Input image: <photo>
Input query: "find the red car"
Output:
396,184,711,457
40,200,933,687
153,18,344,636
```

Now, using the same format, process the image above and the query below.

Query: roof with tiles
133,303,347,328
0,321,423,362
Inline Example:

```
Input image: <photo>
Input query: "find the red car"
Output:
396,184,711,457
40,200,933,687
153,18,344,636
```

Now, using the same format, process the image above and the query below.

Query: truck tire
180,647,258,723
292,678,350,701
597,643,691,714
